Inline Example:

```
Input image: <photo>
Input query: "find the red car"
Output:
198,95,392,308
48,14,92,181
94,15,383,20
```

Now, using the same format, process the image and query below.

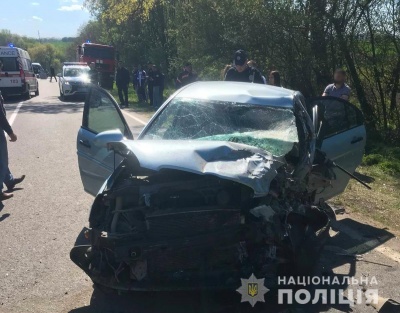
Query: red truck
77,42,116,89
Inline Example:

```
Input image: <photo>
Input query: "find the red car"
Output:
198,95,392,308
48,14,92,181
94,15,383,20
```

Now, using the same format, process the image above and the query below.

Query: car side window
85,89,126,135
26,59,33,71
315,97,364,139
346,104,359,129
322,100,348,137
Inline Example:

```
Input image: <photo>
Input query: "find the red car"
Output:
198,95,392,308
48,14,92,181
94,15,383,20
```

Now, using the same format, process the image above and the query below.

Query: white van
0,46,39,99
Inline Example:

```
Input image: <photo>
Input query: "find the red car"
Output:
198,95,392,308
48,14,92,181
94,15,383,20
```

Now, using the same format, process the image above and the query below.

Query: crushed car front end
71,85,338,291
71,140,330,291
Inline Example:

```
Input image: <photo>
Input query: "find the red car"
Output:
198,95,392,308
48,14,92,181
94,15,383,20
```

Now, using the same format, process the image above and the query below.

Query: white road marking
8,101,24,126
122,111,147,126
332,220,400,263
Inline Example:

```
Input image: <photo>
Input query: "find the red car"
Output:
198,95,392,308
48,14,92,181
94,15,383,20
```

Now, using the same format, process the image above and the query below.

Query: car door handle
351,136,363,144
79,139,91,148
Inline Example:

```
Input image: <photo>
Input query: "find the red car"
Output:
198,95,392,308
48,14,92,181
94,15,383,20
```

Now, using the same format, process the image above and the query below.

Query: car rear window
0,57,19,72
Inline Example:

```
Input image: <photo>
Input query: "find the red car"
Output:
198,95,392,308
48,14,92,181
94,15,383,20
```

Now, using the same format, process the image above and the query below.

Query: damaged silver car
71,82,366,291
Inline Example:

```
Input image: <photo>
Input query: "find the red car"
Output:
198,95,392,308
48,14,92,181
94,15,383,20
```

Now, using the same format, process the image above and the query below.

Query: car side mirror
57,73,61,77
93,129,125,148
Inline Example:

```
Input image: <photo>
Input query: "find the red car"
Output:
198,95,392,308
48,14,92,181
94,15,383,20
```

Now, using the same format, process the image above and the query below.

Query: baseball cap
233,49,247,66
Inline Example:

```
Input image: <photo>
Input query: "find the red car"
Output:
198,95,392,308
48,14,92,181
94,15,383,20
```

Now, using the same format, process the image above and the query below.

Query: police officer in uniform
224,50,264,84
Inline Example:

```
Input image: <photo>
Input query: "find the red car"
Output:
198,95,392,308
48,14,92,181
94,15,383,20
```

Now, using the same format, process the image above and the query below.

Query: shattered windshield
142,98,299,156
64,67,89,77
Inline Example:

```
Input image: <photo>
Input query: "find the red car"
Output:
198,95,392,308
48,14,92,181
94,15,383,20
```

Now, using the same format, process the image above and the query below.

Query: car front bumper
63,83,89,96
70,223,269,291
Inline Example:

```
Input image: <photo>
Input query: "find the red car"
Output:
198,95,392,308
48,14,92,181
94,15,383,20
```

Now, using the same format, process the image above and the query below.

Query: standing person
224,50,264,84
158,65,165,103
0,91,25,201
269,71,282,87
149,64,164,108
88,62,100,85
131,65,138,96
133,65,147,102
176,62,198,89
248,60,267,84
221,64,232,80
49,65,57,82
147,62,154,106
116,61,131,108
322,68,351,100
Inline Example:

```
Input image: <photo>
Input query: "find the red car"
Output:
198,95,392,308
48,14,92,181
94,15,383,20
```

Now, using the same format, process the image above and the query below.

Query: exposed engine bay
71,147,332,291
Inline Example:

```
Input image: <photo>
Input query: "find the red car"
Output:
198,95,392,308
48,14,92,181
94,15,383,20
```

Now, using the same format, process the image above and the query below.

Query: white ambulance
0,46,39,99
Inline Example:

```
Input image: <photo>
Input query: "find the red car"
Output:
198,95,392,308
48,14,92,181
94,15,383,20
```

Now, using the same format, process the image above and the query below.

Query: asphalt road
0,79,399,313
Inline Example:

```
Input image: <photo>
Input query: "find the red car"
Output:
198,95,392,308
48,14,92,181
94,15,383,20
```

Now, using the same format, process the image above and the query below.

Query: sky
0,0,92,38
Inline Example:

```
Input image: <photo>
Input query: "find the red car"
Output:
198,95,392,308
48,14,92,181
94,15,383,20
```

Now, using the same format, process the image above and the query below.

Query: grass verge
332,142,400,230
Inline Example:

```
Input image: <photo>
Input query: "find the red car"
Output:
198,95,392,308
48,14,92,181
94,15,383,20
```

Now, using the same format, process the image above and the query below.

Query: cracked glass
142,98,299,156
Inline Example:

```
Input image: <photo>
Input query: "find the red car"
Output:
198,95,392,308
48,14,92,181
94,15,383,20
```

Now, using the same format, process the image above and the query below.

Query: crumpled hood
110,140,284,196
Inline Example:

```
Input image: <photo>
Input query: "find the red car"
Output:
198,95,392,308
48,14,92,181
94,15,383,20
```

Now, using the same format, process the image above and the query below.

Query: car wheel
60,89,65,101
92,282,117,296
24,89,31,100
35,86,39,96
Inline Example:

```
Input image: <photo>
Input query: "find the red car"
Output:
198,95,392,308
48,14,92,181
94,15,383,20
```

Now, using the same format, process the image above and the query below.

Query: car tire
92,282,117,296
60,89,65,101
24,89,31,100
35,85,39,96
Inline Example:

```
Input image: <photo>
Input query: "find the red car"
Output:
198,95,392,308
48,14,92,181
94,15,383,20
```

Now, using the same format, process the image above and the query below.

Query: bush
378,161,400,175
362,143,400,175
362,154,384,166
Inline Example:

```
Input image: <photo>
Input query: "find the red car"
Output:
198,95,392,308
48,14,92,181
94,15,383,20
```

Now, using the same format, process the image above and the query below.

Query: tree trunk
332,19,377,134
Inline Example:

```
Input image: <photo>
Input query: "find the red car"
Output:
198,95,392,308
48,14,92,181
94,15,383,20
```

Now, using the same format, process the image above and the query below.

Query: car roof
175,81,296,108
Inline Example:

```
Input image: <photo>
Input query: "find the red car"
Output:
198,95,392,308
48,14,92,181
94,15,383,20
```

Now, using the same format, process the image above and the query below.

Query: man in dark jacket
116,61,130,107
176,62,198,89
224,50,265,84
0,90,25,201
49,65,57,82
148,64,165,108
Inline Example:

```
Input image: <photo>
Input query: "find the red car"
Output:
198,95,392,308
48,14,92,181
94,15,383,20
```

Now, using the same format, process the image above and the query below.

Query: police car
0,45,39,99
58,62,90,101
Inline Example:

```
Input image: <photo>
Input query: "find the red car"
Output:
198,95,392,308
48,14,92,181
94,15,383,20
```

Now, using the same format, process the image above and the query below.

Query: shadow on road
0,213,10,222
354,171,375,184
18,102,84,115
3,95,24,104
58,95,87,103
0,202,10,222
67,217,395,313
